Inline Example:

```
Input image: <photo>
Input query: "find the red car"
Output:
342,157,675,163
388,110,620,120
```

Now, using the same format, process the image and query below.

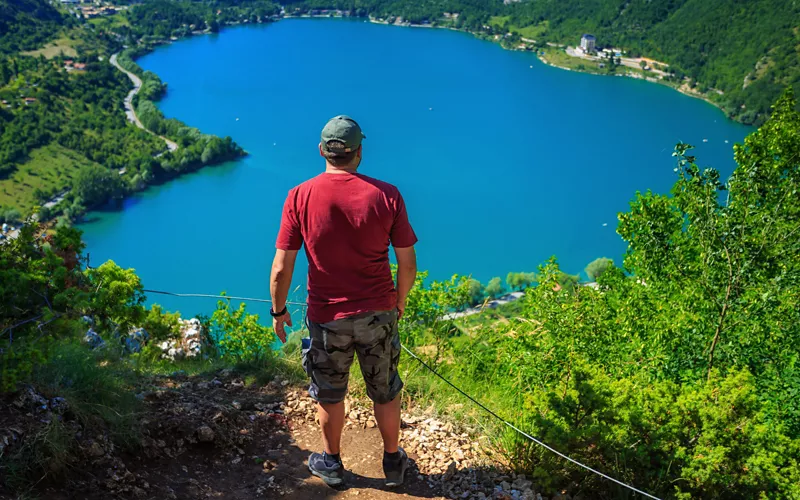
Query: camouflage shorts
303,310,403,404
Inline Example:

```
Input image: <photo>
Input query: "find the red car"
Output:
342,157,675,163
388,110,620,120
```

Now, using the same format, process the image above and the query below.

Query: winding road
110,52,179,153
2,53,180,245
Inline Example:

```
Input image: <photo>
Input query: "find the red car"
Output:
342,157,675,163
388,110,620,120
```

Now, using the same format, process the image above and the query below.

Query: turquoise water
79,19,752,318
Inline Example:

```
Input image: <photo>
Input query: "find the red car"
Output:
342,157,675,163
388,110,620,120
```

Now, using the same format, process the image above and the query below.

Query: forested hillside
0,1,258,223
0,0,67,53
284,0,800,125
502,0,800,124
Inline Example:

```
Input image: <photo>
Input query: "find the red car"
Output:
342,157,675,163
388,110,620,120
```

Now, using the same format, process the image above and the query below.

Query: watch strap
270,306,288,317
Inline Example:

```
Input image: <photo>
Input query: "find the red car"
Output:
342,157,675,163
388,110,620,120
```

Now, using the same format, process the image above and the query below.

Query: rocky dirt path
1,370,543,500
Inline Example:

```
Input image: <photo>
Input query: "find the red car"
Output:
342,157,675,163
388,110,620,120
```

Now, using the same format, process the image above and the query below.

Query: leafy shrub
85,261,145,333
141,304,181,342
210,300,274,364
0,223,86,390
510,364,800,498
584,257,613,281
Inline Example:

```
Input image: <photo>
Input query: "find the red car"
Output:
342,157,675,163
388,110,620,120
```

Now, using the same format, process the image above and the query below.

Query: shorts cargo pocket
301,337,313,379
390,331,401,373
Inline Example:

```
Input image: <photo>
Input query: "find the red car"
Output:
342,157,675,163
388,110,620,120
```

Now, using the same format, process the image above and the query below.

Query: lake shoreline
147,14,733,122
59,14,731,228
77,16,751,303
53,13,733,231
364,17,727,116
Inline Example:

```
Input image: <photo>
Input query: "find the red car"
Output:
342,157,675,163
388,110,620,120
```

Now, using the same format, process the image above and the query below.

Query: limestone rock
83,328,106,349
196,425,215,443
159,318,206,360
88,441,105,457
124,327,149,354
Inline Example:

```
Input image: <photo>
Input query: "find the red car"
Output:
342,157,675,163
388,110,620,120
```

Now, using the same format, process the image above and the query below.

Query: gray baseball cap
320,115,366,155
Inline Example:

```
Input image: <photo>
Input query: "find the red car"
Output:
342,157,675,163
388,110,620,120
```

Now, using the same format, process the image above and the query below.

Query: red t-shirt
276,172,418,323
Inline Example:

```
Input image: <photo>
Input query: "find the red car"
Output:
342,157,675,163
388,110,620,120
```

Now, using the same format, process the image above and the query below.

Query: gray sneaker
308,451,344,486
383,447,408,487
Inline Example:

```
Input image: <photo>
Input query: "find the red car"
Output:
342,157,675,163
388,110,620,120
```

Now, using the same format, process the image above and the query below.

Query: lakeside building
580,34,596,53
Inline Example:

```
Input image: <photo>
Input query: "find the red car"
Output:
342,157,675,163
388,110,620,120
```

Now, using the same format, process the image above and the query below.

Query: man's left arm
270,248,298,343
389,191,418,319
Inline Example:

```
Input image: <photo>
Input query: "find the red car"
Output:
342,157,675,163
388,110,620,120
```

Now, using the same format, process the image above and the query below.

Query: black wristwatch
270,306,287,318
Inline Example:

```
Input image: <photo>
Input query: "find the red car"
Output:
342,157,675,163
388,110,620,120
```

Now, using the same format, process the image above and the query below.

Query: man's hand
270,249,298,344
396,299,406,320
273,312,292,344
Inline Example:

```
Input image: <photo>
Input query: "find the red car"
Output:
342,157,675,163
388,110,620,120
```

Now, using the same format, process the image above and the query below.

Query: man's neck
325,164,358,175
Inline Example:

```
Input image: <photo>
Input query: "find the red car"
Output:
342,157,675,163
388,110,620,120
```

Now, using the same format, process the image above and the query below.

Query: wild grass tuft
34,343,143,450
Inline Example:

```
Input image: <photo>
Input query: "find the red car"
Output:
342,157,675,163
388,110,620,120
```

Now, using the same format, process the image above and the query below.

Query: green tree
211,300,274,363
86,260,145,332
71,165,124,209
0,222,86,389
506,271,535,290
585,257,613,281
467,278,484,305
2,207,22,223
485,277,505,299
556,271,580,292
618,89,800,384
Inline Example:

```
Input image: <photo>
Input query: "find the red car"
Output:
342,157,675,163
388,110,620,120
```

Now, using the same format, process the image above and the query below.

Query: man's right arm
273,189,303,342
394,246,417,319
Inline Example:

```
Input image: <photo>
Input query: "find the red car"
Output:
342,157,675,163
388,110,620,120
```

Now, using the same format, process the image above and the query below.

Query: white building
580,34,596,53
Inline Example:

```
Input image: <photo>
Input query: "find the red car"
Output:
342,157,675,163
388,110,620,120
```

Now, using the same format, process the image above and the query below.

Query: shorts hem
308,387,347,405
366,380,404,405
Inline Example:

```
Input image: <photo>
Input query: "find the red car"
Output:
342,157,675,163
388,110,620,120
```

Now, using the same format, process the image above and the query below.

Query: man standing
269,116,418,487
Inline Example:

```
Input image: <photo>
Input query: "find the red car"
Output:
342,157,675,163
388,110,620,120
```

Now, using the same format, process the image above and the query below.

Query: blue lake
79,19,752,319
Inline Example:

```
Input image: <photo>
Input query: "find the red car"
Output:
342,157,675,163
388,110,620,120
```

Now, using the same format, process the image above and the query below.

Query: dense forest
499,0,800,125
0,0,70,53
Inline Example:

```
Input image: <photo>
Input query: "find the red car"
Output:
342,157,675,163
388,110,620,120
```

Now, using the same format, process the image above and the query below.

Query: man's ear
319,143,325,157
356,145,362,158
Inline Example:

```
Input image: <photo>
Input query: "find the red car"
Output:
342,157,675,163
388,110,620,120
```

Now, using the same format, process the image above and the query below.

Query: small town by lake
78,18,752,316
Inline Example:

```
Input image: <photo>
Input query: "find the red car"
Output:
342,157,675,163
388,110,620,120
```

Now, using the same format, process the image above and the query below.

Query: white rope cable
143,289,307,307
401,345,662,500
144,287,662,499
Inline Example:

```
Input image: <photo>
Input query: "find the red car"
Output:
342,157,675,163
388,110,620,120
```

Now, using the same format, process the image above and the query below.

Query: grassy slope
490,16,548,40
20,36,78,59
0,143,101,212
87,14,131,30
1,1,84,212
